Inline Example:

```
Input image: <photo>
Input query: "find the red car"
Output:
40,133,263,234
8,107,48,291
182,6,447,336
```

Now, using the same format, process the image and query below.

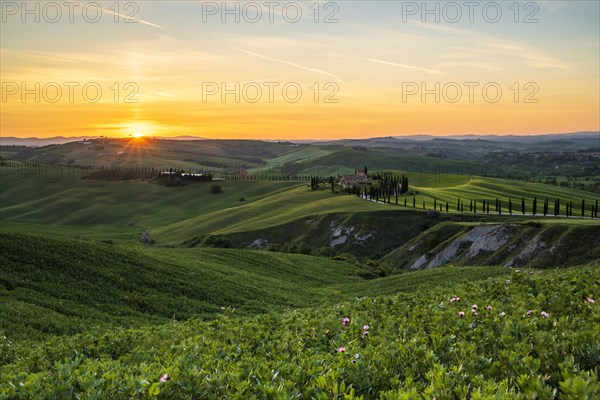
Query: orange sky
1,1,599,139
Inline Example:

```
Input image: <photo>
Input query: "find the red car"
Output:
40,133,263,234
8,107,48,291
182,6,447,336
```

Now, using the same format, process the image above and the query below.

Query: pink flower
586,297,595,303
485,305,492,311
471,304,477,310
160,374,170,383
363,325,370,332
450,296,461,302
342,317,350,326
337,347,346,353
458,311,465,318
541,311,549,318
471,310,478,316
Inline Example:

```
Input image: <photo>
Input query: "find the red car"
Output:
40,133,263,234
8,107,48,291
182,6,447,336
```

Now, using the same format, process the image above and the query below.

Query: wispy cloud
364,58,443,75
100,7,164,29
232,47,346,84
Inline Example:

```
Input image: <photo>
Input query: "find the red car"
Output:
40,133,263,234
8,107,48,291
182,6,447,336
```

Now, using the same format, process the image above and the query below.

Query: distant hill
0,135,209,147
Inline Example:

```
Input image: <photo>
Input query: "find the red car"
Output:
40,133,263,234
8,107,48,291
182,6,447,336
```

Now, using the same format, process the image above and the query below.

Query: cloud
232,47,346,84
364,58,444,75
100,7,165,30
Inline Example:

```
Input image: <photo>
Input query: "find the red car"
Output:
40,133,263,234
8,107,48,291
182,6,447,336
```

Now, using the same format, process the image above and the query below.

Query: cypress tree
532,197,537,216
474,200,477,214
434,198,437,210
457,197,460,212
508,198,512,215
495,198,499,212
469,200,473,212
487,202,490,214
498,200,502,215
596,200,599,218
581,199,585,217
543,198,548,216
413,196,416,208
446,202,449,212
522,197,526,215
570,201,574,217
404,198,407,207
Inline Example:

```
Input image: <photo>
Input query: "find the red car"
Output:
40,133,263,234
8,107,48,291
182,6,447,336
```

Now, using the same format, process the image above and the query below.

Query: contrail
101,8,165,29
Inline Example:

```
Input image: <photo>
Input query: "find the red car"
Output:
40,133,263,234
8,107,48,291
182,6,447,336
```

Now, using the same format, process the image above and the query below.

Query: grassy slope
155,187,386,242
411,177,600,215
1,265,597,398
0,166,302,239
0,231,365,340
0,230,519,342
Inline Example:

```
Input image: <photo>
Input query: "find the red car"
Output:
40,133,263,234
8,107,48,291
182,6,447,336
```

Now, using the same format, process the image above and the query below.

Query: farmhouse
339,172,368,187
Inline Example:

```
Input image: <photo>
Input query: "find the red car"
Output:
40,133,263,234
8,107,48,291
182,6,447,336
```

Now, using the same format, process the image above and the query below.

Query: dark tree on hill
509,198,512,215
581,199,585,217
522,197,526,215
596,200,599,218
532,197,537,216
364,166,368,176
487,202,490,214
469,200,472,212
495,198,499,212
498,200,502,215
404,198,407,207
413,196,416,208
434,198,437,210
457,197,461,212
543,198,548,216
554,198,559,217
474,200,477,214
570,201,574,217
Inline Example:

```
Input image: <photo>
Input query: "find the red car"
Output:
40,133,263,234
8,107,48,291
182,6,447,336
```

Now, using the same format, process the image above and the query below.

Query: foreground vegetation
0,231,368,340
1,265,597,399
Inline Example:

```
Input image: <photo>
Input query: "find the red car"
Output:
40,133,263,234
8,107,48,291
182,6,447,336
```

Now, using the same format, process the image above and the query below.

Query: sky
1,0,599,139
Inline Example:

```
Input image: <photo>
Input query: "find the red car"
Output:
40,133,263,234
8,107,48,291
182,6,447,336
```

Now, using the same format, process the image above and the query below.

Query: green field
1,139,600,399
2,165,597,249
1,258,597,398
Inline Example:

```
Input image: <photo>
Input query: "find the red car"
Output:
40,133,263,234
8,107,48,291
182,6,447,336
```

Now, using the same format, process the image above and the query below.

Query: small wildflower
160,374,170,383
485,305,492,311
342,317,350,326
586,297,595,303
499,312,506,317
337,347,346,353
526,310,532,317
450,296,461,302
471,304,478,311
471,310,478,316
363,325,370,332
541,311,549,318
458,311,465,318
